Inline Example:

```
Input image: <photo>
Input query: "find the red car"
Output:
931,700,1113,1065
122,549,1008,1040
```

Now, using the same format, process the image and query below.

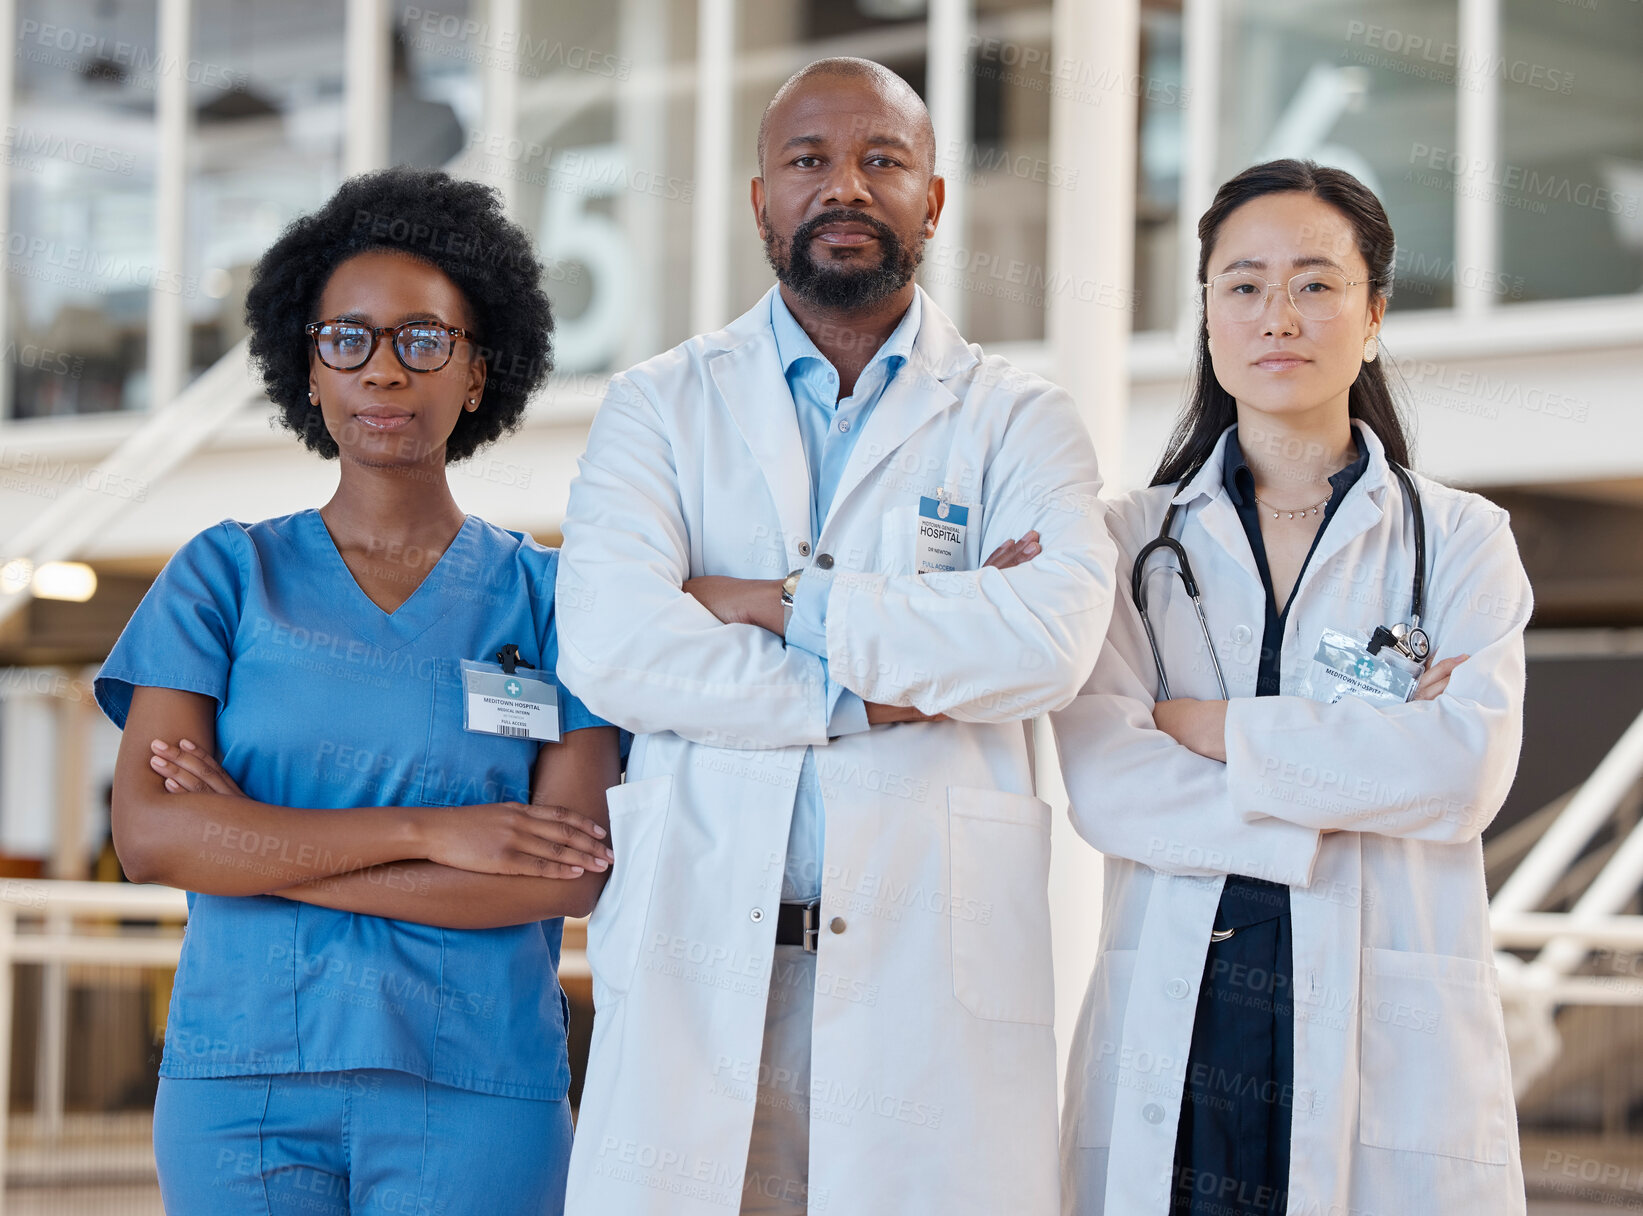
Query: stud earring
1363,336,1379,363
308,391,318,406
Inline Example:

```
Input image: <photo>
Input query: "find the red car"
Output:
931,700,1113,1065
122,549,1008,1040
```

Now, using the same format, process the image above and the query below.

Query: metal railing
0,878,589,1209
0,880,183,1214
1492,707,1643,1097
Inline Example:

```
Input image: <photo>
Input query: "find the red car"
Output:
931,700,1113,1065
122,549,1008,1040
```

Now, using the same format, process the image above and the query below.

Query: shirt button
797,540,811,557
838,418,851,433
1165,978,1190,1000
829,917,847,935
816,553,834,570
1143,1103,1165,1125
1232,624,1254,645
749,908,764,923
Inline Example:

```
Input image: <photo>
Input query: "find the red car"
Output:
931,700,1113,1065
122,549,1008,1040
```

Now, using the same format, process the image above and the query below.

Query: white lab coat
1053,423,1532,1215
556,286,1117,1216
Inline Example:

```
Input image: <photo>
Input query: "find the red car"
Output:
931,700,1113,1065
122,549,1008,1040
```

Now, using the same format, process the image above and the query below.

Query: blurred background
0,0,1639,1211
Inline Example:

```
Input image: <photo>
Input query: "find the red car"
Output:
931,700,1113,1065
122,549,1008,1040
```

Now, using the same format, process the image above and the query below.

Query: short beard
763,207,922,311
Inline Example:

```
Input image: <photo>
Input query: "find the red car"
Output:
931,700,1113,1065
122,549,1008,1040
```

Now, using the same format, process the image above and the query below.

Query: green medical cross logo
505,679,523,698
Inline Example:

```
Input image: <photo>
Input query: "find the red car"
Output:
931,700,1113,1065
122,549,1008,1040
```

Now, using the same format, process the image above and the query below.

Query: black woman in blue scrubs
98,169,619,1215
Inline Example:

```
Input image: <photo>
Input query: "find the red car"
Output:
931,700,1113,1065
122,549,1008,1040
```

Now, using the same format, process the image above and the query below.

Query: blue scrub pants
154,1070,572,1215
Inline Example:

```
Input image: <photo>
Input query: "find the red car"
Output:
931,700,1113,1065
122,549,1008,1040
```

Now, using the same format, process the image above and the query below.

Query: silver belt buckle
801,899,821,954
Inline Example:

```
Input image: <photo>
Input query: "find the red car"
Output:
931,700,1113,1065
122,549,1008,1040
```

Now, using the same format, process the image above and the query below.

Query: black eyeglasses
305,319,472,373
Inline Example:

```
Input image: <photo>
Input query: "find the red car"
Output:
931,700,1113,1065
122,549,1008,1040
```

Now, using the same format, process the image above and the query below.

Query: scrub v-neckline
304,508,475,644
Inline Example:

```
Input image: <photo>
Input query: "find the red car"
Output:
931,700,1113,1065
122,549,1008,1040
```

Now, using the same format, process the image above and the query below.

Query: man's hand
984,531,1040,568
865,702,947,726
682,576,785,633
859,533,1039,726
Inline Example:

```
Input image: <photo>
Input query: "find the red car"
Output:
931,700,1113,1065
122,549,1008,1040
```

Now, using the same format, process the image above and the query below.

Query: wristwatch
780,568,803,635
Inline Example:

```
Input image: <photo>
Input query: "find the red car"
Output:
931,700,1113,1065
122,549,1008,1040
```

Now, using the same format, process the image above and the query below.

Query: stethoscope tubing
1134,461,1426,701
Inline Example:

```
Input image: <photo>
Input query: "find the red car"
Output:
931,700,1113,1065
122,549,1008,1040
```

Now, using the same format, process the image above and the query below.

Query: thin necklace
1253,490,1330,521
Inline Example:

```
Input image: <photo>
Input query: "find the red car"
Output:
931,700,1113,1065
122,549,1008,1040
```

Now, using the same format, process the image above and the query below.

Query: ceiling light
32,562,97,602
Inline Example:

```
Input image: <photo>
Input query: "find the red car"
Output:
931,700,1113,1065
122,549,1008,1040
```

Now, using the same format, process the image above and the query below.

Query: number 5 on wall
540,143,633,373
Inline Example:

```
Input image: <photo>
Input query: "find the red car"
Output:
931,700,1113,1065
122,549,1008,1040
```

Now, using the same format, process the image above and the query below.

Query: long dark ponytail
1151,158,1413,487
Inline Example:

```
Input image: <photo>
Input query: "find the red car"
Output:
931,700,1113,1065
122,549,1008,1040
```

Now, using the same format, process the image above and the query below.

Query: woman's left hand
1412,653,1469,702
1152,698,1228,762
150,739,246,797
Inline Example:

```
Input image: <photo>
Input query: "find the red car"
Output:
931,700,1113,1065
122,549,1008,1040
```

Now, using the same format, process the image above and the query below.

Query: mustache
790,208,899,248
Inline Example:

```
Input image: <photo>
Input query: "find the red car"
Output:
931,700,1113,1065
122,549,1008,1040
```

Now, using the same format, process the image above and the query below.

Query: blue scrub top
95,510,609,1102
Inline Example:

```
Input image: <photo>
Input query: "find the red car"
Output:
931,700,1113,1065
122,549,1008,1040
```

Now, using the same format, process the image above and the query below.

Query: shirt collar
770,287,922,381
1222,425,1369,508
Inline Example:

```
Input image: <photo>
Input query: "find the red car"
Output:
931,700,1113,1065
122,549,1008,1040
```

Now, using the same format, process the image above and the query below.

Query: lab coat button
797,540,811,557
1165,977,1190,1000
829,917,847,935
749,908,764,923
838,418,851,433
816,553,834,570
1143,1103,1165,1125
1232,624,1254,645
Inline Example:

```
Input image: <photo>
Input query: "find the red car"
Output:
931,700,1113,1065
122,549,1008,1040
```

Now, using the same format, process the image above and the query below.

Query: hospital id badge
459,659,562,742
1303,628,1420,706
916,493,970,574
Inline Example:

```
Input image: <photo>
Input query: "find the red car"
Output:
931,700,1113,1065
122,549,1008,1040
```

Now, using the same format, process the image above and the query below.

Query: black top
1214,426,1369,929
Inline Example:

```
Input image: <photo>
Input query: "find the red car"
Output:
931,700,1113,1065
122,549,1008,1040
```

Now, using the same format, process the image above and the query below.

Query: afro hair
245,167,553,463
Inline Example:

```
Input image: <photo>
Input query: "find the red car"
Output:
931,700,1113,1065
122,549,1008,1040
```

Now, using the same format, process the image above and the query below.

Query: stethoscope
1132,461,1428,701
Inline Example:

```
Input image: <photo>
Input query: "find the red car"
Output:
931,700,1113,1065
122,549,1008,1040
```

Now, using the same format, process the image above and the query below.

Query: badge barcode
498,724,531,738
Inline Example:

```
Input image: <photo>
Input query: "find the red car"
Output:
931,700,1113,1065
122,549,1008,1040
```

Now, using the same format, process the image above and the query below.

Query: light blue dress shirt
771,287,923,901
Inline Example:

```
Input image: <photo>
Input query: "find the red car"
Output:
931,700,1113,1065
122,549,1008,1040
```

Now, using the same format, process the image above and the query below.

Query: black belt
775,899,821,953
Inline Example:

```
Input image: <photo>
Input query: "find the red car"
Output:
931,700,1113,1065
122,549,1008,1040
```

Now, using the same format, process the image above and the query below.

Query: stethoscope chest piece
1391,621,1430,663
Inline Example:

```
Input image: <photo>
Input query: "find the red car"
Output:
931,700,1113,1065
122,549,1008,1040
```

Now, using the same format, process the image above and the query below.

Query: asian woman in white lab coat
1054,159,1532,1215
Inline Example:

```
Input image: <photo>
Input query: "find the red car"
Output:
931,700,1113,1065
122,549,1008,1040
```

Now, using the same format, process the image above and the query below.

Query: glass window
951,0,1055,344
493,0,697,375
188,0,347,392
8,0,160,417
1135,0,1185,334
391,0,478,171
1498,0,1643,303
1217,1,1459,312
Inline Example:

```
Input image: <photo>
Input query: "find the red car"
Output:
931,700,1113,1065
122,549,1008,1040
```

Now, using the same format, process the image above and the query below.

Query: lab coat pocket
947,786,1054,1025
586,774,672,997
1358,947,1512,1164
878,504,919,576
1076,948,1139,1148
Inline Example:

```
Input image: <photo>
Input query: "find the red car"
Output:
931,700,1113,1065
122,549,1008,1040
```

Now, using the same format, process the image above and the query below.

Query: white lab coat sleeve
555,374,831,749
1051,503,1324,886
1223,496,1533,842
823,380,1117,722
